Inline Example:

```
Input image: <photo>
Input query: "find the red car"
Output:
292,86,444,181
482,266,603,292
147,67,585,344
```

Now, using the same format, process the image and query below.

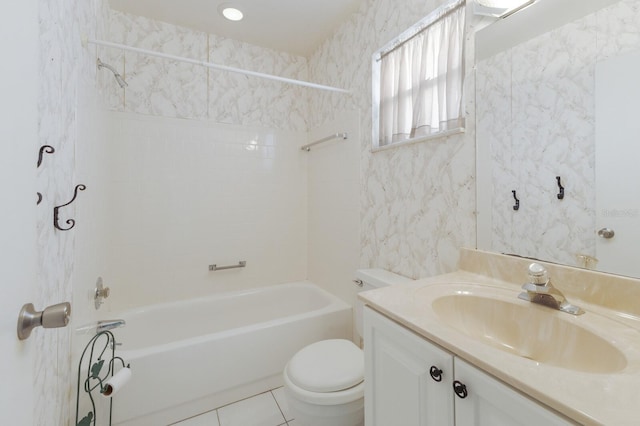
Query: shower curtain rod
86,39,350,94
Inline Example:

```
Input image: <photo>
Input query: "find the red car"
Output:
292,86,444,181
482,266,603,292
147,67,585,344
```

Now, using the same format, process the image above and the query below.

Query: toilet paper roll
101,367,132,397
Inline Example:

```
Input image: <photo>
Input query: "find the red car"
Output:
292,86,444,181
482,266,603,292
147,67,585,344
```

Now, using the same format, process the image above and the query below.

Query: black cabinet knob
429,366,443,382
453,380,468,399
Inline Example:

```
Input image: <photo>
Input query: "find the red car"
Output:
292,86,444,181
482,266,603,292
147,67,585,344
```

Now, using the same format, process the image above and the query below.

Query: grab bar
209,260,247,271
301,132,348,152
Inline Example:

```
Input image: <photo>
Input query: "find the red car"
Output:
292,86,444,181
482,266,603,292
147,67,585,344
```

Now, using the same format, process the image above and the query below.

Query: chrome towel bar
301,132,348,152
209,261,247,271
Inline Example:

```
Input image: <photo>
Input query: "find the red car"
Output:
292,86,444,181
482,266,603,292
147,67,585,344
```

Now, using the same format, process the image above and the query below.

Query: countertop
359,270,640,425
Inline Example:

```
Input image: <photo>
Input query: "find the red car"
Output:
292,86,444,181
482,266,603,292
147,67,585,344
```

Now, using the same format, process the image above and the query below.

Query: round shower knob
597,228,615,239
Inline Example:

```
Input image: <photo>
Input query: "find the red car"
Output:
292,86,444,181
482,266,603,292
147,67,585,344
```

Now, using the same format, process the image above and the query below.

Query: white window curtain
378,2,466,147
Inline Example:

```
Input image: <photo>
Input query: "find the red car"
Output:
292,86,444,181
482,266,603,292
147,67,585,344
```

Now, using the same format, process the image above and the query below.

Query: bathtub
111,281,351,425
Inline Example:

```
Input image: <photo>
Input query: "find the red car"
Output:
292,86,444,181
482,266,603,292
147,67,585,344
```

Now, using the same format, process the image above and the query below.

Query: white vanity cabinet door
453,358,573,426
364,307,455,426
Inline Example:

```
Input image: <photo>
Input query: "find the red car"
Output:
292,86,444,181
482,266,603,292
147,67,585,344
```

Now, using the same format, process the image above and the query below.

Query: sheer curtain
378,2,466,146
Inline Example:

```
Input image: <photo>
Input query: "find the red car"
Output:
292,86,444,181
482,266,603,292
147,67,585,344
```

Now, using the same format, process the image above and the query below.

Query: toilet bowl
284,339,365,426
283,269,412,426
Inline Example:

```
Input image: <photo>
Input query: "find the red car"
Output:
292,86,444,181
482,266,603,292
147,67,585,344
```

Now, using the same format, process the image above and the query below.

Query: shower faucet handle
94,277,111,310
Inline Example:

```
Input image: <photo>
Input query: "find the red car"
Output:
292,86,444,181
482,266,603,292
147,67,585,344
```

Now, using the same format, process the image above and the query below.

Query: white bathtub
111,282,351,425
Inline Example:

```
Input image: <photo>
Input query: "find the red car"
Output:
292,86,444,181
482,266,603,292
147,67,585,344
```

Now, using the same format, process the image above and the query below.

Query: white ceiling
108,0,364,57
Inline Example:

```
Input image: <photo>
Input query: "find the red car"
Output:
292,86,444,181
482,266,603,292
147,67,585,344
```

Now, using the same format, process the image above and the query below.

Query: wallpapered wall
307,0,478,279
103,9,310,132
36,0,109,423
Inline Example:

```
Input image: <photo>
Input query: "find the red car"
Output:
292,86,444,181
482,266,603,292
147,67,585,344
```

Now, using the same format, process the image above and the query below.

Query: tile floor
172,387,297,426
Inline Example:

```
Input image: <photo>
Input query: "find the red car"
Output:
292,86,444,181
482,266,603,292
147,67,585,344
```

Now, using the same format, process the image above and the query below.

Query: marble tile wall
476,0,640,268
308,0,478,279
37,0,109,423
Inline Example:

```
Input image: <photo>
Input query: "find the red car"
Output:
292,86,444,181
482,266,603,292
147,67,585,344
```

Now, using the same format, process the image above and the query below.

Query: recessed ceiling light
221,6,243,21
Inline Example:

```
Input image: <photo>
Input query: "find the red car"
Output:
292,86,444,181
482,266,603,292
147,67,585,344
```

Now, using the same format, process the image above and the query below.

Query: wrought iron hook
53,184,86,231
556,176,565,200
37,145,55,167
512,190,520,211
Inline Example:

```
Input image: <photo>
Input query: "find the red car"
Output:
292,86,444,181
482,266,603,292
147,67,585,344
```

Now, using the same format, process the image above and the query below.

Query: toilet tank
354,269,412,341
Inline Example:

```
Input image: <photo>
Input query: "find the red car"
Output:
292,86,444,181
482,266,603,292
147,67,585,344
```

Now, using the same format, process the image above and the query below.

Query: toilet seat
287,339,364,392
284,339,365,406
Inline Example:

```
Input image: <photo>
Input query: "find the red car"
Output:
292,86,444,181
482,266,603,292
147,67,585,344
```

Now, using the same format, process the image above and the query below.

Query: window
372,0,466,150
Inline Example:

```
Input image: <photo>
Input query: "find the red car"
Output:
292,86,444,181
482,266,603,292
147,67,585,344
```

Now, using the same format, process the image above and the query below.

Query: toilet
283,269,412,426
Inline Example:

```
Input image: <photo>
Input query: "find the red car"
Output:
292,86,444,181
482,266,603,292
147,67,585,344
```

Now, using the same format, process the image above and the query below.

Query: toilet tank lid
286,339,363,393
354,268,412,288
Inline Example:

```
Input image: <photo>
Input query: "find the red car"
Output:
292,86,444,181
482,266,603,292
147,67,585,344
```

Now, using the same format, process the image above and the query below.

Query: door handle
597,228,615,239
17,302,71,340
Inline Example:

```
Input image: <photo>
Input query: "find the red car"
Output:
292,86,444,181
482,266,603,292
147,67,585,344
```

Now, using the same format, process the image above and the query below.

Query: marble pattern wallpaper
476,0,640,268
37,0,109,423
307,0,478,279
105,10,310,132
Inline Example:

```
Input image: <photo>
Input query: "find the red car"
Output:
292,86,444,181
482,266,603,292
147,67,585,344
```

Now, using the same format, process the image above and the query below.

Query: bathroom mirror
475,0,640,278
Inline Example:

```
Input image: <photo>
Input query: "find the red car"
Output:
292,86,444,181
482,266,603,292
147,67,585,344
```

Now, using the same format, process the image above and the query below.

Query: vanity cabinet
363,307,572,426
364,306,454,426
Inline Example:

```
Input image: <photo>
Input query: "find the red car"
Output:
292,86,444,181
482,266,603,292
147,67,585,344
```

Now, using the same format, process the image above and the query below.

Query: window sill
371,126,465,153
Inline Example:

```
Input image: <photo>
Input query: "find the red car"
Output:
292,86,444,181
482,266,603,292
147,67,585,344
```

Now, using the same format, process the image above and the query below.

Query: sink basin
431,293,627,374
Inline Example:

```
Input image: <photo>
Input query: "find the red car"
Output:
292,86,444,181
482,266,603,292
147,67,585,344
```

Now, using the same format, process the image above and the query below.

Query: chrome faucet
518,263,584,315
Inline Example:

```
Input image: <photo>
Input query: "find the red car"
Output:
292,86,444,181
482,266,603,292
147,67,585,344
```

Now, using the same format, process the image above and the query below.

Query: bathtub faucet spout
96,319,126,333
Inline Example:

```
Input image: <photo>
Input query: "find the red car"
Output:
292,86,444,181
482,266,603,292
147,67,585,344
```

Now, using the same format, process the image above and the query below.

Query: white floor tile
287,420,298,426
172,409,220,426
271,387,293,421
218,392,287,426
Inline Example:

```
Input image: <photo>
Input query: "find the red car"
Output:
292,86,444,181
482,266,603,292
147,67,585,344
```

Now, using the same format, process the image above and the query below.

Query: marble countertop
359,270,640,426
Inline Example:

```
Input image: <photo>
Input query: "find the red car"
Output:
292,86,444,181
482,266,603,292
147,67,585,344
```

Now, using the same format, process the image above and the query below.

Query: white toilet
283,269,412,426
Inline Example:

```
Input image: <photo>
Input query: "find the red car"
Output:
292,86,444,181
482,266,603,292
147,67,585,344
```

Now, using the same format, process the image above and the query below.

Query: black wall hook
556,176,565,200
37,145,55,168
53,184,86,231
512,190,520,211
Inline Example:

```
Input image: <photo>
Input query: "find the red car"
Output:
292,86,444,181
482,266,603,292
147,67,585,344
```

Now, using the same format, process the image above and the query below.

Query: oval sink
432,294,627,374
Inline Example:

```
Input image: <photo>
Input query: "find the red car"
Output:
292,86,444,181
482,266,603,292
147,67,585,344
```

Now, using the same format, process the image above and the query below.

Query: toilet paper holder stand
75,330,130,426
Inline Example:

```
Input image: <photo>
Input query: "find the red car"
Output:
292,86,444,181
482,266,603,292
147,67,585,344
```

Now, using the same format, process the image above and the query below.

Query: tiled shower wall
307,111,361,327
105,113,308,310
307,0,478,279
476,0,640,267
